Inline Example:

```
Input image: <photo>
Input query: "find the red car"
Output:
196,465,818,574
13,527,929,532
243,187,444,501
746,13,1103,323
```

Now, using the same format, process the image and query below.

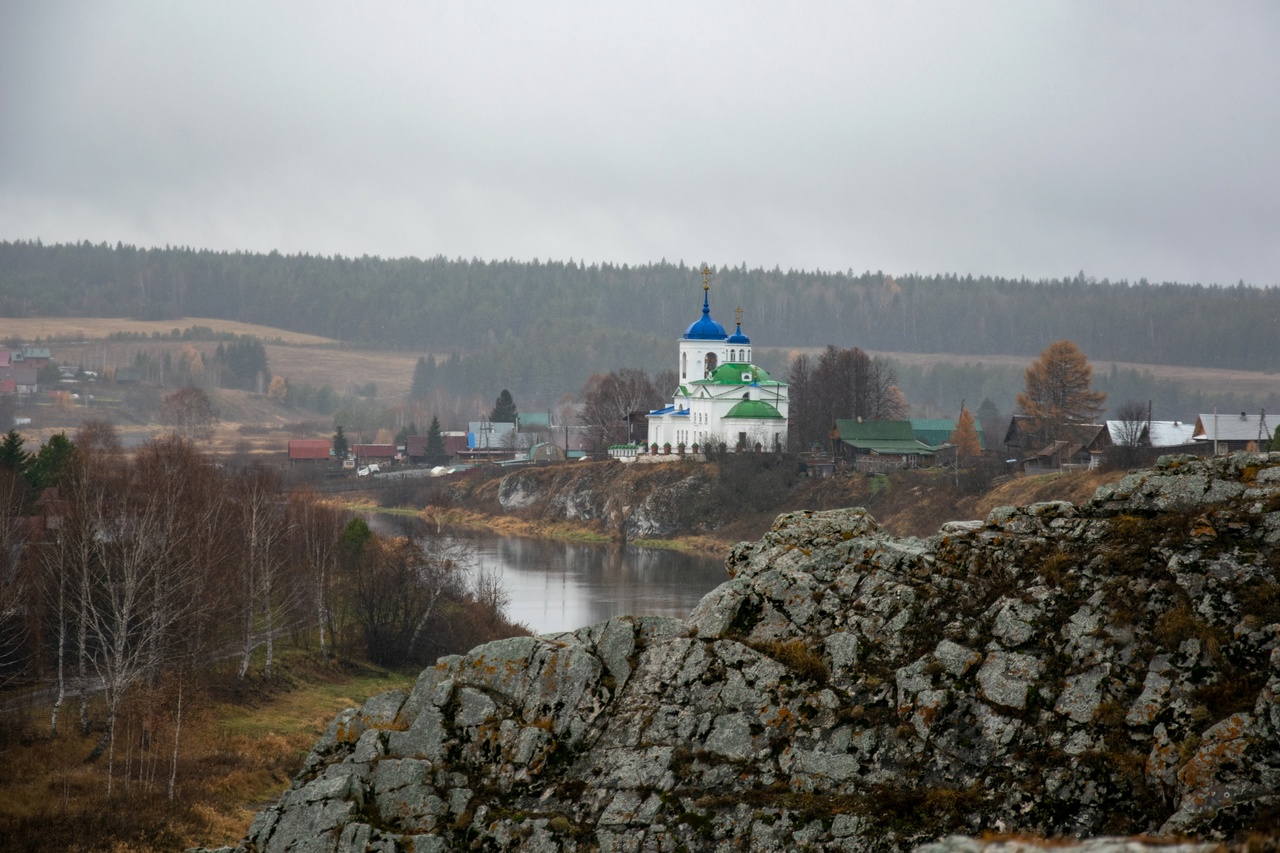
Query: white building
646,282,789,452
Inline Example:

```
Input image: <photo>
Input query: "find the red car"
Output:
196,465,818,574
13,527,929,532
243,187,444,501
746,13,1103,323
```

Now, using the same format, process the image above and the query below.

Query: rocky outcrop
218,453,1280,852
494,463,718,540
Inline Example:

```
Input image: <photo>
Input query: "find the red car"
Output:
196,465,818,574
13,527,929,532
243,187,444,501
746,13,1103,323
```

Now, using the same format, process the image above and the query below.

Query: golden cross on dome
701,265,711,291
736,306,743,325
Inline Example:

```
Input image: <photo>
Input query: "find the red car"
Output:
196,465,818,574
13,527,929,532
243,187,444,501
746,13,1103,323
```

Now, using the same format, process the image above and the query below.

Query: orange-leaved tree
950,405,982,458
1016,340,1106,445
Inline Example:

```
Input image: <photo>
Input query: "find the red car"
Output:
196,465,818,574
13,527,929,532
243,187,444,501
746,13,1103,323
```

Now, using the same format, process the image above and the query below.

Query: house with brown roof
287,439,332,465
1020,423,1111,472
351,443,398,464
0,367,39,395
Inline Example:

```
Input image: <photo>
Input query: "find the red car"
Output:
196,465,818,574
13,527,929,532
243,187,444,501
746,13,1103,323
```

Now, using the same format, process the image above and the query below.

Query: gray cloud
2,1,1278,284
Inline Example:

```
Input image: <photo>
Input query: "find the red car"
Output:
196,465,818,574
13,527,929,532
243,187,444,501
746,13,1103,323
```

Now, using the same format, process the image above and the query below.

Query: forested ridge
3,240,1277,372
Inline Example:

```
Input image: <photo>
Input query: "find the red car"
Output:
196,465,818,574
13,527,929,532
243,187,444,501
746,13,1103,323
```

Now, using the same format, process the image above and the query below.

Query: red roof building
288,439,332,463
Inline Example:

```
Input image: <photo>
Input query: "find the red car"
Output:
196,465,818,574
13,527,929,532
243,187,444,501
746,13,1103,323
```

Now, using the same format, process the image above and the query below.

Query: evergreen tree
425,416,448,466
1271,425,1280,452
332,425,349,459
490,389,518,424
0,430,29,473
409,356,435,399
394,424,419,446
26,432,75,490
976,398,1003,446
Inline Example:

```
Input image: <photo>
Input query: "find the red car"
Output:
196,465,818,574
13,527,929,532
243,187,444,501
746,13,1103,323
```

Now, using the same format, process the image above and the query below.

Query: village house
287,439,332,466
833,419,939,472
909,417,985,452
1194,412,1273,454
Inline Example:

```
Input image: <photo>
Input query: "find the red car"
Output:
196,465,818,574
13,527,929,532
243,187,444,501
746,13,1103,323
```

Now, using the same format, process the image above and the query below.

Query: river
364,515,730,635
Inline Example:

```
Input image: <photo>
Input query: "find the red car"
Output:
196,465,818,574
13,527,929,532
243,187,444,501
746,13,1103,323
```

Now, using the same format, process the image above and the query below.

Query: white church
646,278,789,452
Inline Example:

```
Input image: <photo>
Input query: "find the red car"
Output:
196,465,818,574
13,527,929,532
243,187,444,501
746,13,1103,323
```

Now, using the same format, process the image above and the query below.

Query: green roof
692,362,783,387
910,418,986,450
835,419,937,455
520,413,552,429
724,399,785,420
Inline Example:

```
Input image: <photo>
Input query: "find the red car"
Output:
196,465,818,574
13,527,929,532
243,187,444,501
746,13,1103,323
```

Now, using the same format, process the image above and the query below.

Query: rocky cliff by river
207,453,1280,852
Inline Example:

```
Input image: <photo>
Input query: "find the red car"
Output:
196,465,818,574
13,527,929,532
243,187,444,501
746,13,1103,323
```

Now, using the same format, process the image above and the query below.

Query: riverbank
340,460,1126,560
466,461,1117,546
341,497,741,558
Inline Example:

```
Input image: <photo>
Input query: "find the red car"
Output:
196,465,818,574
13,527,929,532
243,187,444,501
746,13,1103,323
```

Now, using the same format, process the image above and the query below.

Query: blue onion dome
727,322,750,345
683,286,728,340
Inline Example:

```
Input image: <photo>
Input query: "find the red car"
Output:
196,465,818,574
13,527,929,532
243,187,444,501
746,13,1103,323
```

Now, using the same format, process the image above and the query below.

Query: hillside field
6,317,1277,406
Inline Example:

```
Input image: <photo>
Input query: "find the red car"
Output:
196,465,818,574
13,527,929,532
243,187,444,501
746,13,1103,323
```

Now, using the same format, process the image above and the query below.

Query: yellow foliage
1016,340,1106,442
951,405,982,458
267,375,288,400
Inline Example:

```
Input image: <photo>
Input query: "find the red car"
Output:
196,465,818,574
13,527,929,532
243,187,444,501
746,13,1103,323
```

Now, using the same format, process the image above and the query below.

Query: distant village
5,294,1275,486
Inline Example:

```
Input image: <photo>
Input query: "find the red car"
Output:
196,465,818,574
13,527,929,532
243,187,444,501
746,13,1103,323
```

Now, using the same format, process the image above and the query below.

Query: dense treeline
3,240,1277,372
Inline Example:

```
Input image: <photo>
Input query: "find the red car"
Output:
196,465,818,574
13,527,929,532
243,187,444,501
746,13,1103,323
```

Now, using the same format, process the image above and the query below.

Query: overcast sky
2,2,1278,285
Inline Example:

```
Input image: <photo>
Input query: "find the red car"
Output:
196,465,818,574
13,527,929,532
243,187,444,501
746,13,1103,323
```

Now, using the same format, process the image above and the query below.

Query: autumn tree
1016,340,1106,446
267,375,288,400
787,346,908,451
0,466,35,688
950,405,982,459
61,438,224,791
1109,399,1151,469
287,486,342,661
233,466,291,679
579,369,663,453
161,387,217,440
347,524,475,667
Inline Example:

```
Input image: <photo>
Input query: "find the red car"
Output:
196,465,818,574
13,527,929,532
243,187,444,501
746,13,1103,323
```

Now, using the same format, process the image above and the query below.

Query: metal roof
1193,413,1272,442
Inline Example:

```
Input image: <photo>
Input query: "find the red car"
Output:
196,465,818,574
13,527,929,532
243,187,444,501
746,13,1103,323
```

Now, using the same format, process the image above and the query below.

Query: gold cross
702,265,711,291
736,305,743,325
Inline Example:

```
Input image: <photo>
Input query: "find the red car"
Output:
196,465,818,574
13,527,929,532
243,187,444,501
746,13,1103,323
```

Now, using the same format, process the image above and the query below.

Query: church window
704,352,717,376
681,352,687,379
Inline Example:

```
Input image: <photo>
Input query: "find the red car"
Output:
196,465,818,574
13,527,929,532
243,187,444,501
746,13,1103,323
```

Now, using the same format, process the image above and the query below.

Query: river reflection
363,516,729,635
467,535,729,635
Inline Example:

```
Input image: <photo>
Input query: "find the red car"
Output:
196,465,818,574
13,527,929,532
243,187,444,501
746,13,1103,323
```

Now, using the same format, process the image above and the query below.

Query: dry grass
1,316,337,345
767,346,1280,401
970,470,1121,519
0,658,414,853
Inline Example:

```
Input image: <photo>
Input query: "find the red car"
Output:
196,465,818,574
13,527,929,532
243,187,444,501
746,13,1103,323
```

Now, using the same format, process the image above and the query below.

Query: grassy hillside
0,654,414,853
